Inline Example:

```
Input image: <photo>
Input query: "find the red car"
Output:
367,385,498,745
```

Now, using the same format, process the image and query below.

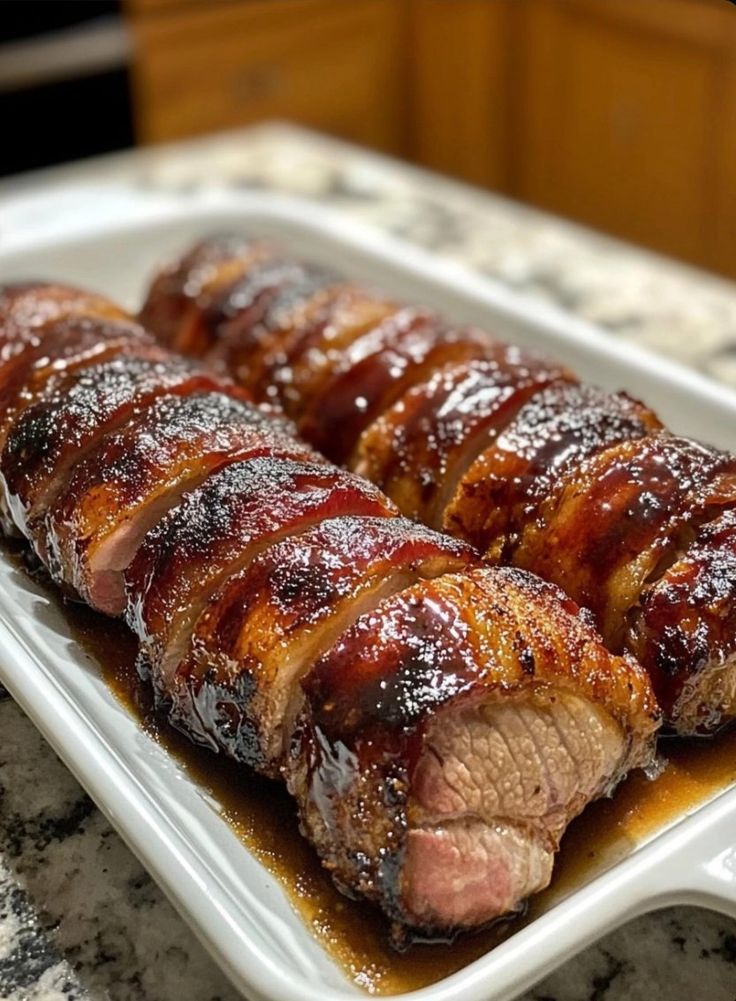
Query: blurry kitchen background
1,0,735,278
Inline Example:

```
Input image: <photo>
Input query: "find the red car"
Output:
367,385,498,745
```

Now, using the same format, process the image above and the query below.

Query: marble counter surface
0,124,735,1001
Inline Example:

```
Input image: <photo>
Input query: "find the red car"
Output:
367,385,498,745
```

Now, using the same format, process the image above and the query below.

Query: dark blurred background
2,0,735,278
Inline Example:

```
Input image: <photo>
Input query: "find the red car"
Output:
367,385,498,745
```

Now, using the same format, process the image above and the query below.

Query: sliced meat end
402,818,553,932
403,690,625,930
169,515,477,774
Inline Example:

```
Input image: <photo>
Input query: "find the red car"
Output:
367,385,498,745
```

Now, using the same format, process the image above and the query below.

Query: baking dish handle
695,836,736,917
649,808,736,919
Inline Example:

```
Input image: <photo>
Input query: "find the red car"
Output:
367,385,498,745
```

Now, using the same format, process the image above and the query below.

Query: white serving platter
0,189,735,1001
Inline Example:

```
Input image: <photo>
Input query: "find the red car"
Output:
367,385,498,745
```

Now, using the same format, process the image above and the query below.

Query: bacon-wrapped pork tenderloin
0,282,658,938
140,236,736,733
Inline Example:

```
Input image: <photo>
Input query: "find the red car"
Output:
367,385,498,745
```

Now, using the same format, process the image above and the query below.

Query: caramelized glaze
47,584,735,996
443,381,662,557
2,349,228,532
355,350,572,527
515,433,736,648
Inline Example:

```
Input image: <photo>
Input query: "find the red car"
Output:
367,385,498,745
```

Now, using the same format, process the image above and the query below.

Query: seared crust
0,317,152,450
0,317,154,533
238,284,398,415
0,282,128,356
205,258,340,385
44,392,305,612
355,356,572,527
171,516,477,773
125,457,398,685
138,234,276,354
627,508,736,729
300,566,657,741
0,347,232,535
296,314,492,463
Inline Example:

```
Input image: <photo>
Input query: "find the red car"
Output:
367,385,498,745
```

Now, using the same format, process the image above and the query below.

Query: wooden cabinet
409,0,736,279
128,0,407,154
126,0,736,278
513,0,736,274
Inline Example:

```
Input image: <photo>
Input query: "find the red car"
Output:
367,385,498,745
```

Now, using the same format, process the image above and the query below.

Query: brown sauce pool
24,560,736,996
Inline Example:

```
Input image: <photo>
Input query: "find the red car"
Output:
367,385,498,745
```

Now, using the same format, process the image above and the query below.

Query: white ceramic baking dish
0,190,735,1001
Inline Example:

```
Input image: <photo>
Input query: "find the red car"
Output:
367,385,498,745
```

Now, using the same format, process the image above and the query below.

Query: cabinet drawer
129,0,405,152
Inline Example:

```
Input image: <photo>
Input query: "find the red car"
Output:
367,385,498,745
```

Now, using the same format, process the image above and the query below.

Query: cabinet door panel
410,0,513,188
515,0,736,274
130,0,405,153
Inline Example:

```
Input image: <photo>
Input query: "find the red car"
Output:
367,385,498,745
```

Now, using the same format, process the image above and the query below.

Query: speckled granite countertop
0,124,735,1001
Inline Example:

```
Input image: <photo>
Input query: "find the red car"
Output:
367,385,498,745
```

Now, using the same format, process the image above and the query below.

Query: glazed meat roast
141,234,736,735
0,281,657,940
